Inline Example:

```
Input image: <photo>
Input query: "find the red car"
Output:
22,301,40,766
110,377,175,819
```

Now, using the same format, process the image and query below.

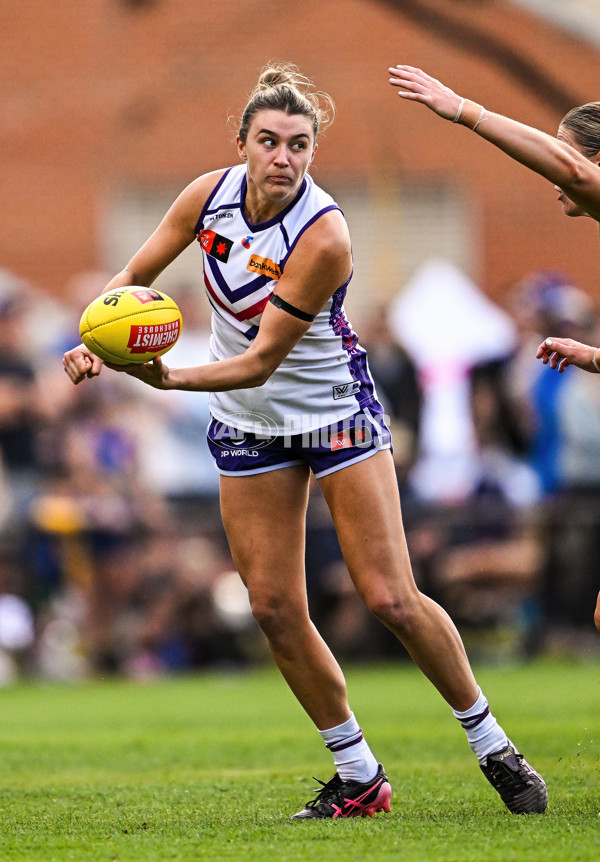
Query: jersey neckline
239,172,309,232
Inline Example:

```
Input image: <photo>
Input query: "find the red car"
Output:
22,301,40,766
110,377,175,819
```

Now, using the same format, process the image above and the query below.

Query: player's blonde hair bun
238,61,335,143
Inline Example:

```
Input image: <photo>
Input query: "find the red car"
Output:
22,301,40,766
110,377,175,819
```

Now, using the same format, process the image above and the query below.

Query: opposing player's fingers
389,65,440,87
388,65,425,77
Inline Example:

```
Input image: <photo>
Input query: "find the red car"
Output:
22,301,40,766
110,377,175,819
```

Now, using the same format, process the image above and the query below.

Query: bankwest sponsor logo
127,320,181,353
246,254,281,280
197,229,233,262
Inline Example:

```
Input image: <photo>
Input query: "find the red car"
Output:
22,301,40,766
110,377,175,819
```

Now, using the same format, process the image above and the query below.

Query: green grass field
0,659,598,861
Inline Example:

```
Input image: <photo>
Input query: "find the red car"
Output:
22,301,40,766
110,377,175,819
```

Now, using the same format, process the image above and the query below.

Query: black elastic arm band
269,293,315,323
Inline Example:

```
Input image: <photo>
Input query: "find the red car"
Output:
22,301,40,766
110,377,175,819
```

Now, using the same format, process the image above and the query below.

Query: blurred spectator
509,271,598,494
510,273,600,649
0,273,47,522
359,304,422,489
406,358,545,660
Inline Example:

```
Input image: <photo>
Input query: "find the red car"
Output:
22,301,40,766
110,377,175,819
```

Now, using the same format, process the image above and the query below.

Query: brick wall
1,0,599,307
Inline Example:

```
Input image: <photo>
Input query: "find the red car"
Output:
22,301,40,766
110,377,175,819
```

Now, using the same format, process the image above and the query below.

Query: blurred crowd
0,261,599,684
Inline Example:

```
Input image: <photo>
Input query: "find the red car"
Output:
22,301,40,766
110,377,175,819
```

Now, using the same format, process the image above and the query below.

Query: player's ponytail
238,61,335,143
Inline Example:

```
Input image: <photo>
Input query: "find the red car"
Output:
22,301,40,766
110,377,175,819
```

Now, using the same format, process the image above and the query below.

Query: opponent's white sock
452,688,509,763
318,712,379,783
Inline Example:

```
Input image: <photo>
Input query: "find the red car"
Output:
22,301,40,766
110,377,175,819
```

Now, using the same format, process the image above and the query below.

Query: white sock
452,688,508,763
318,712,379,783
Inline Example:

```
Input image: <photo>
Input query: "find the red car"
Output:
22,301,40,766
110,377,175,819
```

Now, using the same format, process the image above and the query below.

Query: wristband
592,349,600,372
472,106,488,131
456,99,486,130
452,98,466,123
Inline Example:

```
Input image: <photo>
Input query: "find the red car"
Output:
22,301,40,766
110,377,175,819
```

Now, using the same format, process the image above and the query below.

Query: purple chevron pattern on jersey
195,166,341,340
197,164,386,436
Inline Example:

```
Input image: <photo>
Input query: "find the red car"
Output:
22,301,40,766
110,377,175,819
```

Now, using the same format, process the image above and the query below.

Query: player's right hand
62,344,104,384
388,65,462,121
105,355,172,390
536,336,599,374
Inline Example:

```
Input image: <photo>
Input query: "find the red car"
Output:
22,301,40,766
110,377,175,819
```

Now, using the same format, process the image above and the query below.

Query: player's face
238,110,316,212
555,126,595,218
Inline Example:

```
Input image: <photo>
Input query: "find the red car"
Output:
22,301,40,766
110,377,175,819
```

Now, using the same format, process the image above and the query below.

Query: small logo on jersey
242,235,254,249
197,229,233,262
129,288,165,305
332,381,361,400
213,211,233,219
246,254,281,280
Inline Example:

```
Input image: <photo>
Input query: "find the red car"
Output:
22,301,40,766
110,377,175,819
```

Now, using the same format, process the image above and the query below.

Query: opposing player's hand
105,355,172,389
536,336,599,374
388,65,463,121
62,344,104,384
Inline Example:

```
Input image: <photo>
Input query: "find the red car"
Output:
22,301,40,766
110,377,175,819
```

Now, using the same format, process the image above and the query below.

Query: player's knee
248,590,303,641
364,588,421,636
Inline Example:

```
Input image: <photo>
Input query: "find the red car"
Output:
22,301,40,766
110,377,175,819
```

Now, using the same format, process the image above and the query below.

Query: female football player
63,62,547,817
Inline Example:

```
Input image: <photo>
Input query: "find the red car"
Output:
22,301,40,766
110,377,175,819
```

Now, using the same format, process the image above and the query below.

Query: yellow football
79,287,182,365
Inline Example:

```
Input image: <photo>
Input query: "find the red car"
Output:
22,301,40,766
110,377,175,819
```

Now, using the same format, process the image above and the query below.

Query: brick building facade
2,0,600,319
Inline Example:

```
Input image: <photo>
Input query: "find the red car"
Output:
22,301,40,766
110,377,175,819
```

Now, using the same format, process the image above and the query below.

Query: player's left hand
63,344,104,385
105,355,172,389
536,336,599,373
388,65,463,120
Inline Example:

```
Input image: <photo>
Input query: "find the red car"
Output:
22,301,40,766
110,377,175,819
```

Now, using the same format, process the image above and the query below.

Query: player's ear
309,143,318,164
237,136,247,162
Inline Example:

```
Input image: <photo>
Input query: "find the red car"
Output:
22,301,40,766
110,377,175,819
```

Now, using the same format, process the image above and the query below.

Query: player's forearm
472,111,593,193
167,351,274,392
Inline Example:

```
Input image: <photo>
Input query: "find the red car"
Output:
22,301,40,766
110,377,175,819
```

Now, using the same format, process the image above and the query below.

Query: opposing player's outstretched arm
114,209,353,393
388,65,600,220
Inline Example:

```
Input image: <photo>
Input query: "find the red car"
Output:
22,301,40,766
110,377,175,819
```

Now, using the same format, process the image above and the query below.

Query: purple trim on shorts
312,441,389,479
206,409,392,477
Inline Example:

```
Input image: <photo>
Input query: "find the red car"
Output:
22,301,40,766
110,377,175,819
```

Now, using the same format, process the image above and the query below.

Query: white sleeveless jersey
195,163,380,435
